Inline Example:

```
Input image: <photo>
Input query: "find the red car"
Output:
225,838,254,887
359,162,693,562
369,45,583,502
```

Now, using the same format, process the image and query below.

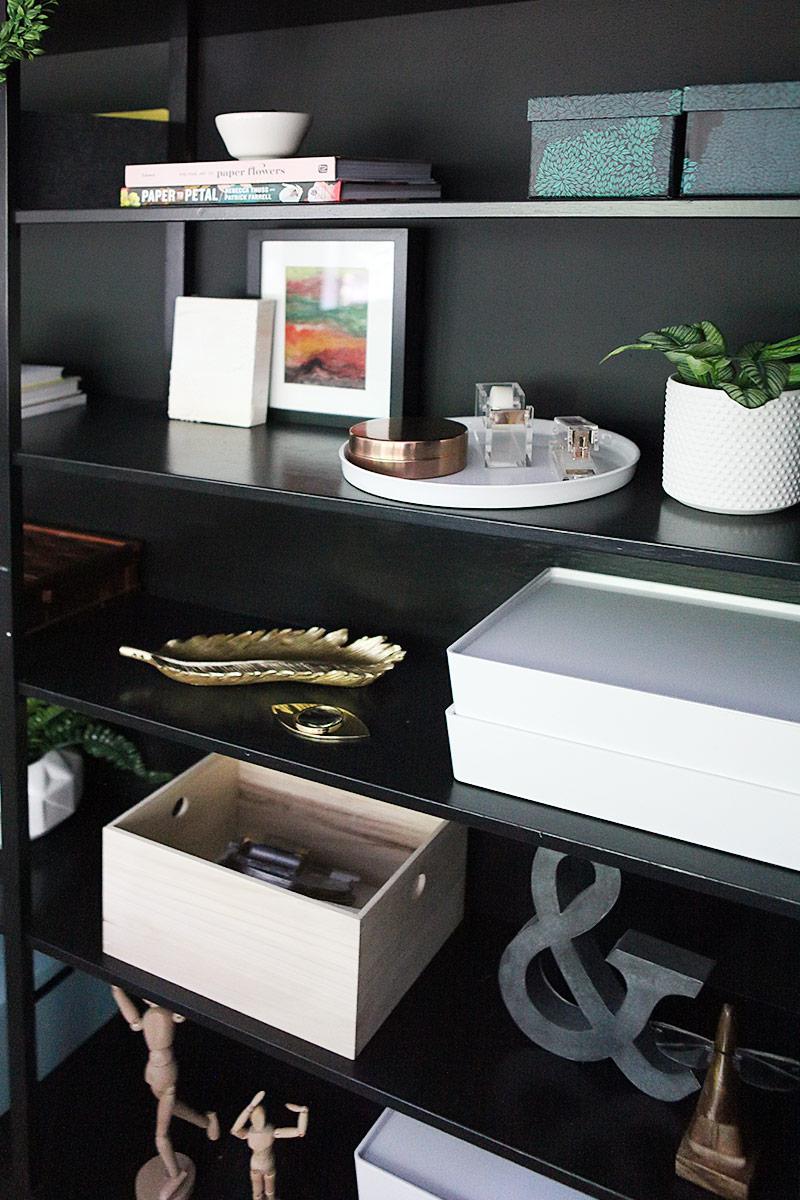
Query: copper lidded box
347,417,468,480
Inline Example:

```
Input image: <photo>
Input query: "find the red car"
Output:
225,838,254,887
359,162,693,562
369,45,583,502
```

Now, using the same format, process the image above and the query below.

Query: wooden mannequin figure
111,986,220,1200
231,1090,309,1200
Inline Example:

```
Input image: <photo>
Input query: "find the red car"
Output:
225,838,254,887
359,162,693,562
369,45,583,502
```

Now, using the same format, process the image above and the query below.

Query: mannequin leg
264,1171,277,1200
173,1099,220,1139
250,1170,266,1200
155,1089,188,1200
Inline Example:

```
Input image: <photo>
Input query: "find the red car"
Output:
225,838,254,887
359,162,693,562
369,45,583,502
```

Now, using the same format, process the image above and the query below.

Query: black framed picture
246,228,413,426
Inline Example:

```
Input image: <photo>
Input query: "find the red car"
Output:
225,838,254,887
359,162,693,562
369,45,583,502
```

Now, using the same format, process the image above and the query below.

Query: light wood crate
102,755,466,1058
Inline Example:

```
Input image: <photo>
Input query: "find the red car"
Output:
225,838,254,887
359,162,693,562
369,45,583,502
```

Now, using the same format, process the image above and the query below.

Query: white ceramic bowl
215,111,312,159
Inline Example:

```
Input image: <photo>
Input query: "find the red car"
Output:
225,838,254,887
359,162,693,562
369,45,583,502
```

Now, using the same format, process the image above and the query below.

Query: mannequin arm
111,985,143,1031
231,1091,265,1137
275,1104,308,1139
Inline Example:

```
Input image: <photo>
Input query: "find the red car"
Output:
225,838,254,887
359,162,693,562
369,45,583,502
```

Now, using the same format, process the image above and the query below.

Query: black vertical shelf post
0,54,37,1200
163,0,197,374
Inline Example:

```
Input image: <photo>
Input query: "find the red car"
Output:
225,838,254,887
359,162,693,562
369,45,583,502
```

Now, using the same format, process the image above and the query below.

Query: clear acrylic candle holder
476,382,534,468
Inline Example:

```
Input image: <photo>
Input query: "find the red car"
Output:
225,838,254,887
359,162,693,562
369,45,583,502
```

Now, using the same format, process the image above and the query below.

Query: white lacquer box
103,755,466,1058
355,1109,588,1200
447,568,800,870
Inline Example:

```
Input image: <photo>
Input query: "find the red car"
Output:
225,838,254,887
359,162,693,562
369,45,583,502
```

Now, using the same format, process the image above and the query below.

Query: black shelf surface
19,591,800,918
32,1012,378,1200
26,778,800,1200
18,406,800,580
15,199,800,223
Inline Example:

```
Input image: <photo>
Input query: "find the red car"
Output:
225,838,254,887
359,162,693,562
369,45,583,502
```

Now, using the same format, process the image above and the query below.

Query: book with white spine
125,156,433,188
125,157,338,188
22,393,86,418
22,364,65,389
21,376,82,406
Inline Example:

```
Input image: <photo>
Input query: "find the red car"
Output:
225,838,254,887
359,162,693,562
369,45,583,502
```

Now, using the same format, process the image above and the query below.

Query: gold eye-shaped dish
272,703,370,743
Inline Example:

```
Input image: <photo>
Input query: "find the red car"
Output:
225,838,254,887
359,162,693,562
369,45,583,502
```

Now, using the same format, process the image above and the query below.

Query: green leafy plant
602,322,800,409
27,698,171,782
0,0,58,84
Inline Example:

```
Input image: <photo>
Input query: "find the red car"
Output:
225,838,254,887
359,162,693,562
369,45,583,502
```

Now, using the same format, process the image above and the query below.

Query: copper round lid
348,417,468,479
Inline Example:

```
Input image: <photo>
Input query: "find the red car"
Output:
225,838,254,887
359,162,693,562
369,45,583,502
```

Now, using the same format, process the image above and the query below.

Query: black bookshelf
27,774,797,1200
18,406,800,580
4,1,800,1197
17,591,800,918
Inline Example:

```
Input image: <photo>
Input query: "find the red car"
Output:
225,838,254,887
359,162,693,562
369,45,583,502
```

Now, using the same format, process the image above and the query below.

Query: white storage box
447,707,800,869
447,568,800,869
168,296,275,427
103,755,466,1058
355,1109,588,1200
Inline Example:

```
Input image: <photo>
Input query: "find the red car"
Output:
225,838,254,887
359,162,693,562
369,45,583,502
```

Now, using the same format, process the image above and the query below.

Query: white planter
663,375,800,514
27,750,83,839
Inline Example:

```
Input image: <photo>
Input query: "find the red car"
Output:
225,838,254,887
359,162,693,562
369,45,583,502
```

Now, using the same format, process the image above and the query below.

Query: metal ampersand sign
499,848,715,1101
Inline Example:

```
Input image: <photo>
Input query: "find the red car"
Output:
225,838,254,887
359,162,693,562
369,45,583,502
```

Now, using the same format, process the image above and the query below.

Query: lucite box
475,382,533,468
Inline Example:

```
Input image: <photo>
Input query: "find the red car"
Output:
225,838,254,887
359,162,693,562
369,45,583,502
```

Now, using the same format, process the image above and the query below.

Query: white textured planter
27,750,83,839
663,376,800,514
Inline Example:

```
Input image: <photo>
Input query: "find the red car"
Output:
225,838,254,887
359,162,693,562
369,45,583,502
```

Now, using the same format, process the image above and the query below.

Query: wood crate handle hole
412,872,426,900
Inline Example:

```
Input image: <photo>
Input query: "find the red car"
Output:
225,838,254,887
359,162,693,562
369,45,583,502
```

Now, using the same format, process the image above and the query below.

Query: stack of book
22,365,86,418
120,156,441,207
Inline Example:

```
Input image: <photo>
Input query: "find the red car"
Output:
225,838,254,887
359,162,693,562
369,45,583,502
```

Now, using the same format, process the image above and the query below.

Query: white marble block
168,296,276,427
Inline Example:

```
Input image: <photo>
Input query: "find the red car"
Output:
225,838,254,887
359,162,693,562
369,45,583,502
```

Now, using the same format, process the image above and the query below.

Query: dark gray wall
21,0,800,447
21,42,168,112
197,0,800,199
21,224,166,400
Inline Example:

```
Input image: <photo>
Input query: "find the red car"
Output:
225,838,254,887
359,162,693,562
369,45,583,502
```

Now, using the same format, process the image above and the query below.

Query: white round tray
339,417,640,509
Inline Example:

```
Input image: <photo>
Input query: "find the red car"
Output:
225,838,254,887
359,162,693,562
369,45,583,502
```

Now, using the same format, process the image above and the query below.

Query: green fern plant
0,0,58,83
602,322,800,409
27,698,171,782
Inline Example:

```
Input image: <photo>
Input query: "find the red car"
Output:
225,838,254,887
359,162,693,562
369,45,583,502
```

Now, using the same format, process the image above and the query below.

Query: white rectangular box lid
448,568,800,793
451,568,800,723
357,1109,586,1200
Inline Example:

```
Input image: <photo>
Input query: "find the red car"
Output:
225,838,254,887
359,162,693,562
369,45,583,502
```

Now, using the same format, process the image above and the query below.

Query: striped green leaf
758,334,800,360
721,360,789,408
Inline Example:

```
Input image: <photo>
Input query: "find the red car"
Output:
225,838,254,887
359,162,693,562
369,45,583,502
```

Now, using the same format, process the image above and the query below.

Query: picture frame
247,229,414,427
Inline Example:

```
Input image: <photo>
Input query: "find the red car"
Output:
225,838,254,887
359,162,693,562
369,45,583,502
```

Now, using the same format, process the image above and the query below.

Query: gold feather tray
119,627,406,687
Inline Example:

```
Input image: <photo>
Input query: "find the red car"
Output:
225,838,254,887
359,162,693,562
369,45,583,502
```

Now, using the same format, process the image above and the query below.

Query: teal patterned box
527,90,683,199
682,81,800,196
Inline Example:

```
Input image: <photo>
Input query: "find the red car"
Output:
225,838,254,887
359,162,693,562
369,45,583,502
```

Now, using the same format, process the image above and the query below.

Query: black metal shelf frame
16,407,800,581
3,3,800,1199
16,591,800,921
13,199,800,223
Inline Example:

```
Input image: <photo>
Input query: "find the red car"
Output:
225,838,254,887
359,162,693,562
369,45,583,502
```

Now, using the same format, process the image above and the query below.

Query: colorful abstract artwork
284,266,369,389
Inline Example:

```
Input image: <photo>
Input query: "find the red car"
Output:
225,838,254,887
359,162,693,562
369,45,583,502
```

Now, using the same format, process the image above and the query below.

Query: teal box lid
528,89,683,121
683,81,800,112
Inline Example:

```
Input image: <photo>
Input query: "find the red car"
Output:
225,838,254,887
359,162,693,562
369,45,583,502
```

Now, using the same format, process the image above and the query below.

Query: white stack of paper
168,297,276,427
21,365,86,418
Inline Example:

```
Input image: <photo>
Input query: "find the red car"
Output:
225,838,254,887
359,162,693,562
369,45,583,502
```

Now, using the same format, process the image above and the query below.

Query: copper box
23,524,141,632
